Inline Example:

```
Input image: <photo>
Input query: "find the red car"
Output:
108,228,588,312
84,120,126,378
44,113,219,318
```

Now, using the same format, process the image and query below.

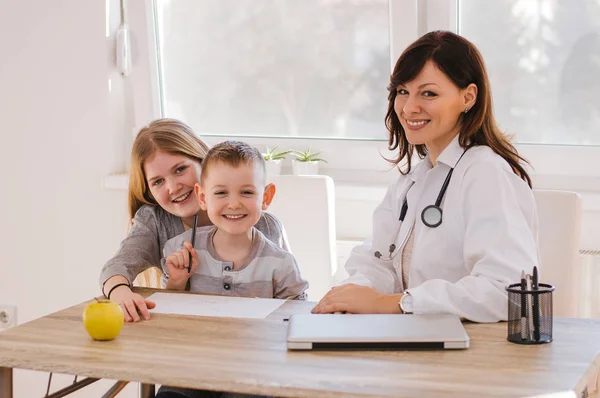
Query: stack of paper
147,292,286,319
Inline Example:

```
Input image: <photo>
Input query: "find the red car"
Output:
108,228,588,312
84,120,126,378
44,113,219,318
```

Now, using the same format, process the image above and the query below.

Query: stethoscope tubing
374,148,469,260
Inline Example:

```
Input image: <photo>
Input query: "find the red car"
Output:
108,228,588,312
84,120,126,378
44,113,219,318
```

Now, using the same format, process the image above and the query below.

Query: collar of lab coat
435,134,467,169
408,134,466,183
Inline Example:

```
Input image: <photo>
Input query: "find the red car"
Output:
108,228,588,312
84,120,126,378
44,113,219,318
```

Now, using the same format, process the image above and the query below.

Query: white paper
147,292,286,319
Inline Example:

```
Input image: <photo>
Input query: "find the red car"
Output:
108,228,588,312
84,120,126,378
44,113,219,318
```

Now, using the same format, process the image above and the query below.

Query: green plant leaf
263,146,292,161
291,148,327,162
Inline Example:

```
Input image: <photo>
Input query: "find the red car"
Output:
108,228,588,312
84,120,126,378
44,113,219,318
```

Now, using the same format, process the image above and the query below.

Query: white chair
533,189,582,318
267,175,337,300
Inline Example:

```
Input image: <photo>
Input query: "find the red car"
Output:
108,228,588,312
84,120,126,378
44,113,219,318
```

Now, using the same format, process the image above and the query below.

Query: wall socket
0,305,17,331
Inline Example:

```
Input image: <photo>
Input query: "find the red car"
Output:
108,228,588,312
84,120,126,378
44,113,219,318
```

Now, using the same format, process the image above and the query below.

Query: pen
532,266,540,341
520,270,527,340
188,214,198,274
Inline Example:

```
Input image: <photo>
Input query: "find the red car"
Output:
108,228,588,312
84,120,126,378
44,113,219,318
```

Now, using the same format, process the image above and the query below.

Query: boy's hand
165,241,198,289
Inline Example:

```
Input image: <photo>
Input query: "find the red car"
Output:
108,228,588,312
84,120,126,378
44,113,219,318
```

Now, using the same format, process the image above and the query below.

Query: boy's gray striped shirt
162,226,308,300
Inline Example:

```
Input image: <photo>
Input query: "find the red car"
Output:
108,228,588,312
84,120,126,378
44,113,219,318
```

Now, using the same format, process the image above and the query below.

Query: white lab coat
343,136,539,322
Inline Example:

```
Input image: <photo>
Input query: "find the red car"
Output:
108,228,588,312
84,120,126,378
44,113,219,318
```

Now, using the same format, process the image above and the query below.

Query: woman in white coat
313,31,539,322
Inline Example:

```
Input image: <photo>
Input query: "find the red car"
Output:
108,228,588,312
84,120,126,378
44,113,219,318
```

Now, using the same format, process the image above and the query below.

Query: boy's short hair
201,140,266,184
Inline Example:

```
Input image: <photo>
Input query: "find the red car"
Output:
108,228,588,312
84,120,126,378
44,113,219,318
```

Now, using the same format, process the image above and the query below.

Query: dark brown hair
200,140,266,184
385,30,531,187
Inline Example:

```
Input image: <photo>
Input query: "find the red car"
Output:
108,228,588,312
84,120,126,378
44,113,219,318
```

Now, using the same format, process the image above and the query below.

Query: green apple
82,299,124,341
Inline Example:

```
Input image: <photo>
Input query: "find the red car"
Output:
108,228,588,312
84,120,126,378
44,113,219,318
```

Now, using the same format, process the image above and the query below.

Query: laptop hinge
287,342,313,350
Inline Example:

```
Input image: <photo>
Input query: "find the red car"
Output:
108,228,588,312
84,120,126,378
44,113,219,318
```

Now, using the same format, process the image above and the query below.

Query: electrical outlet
0,305,17,331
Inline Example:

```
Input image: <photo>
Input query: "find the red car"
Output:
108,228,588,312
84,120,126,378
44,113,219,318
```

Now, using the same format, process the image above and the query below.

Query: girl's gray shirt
99,204,290,289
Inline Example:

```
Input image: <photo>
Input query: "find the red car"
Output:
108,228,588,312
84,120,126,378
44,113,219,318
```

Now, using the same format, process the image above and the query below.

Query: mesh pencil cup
506,283,555,344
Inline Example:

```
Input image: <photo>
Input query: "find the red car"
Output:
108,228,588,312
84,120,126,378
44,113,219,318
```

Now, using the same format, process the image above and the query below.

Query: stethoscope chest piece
421,204,443,228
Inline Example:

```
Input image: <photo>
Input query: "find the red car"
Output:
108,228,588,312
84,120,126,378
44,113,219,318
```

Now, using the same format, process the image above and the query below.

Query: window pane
459,0,600,145
155,0,390,140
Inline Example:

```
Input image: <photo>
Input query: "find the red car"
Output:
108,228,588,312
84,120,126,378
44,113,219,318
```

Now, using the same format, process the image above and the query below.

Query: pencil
532,266,540,341
188,214,198,274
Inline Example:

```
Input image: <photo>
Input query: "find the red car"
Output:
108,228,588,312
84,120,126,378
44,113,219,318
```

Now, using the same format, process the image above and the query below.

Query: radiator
579,250,600,318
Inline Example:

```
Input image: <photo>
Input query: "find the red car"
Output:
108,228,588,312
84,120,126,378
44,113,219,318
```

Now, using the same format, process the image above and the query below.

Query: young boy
160,140,308,300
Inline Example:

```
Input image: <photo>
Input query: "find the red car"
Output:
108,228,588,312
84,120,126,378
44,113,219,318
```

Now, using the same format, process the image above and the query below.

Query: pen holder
506,283,555,345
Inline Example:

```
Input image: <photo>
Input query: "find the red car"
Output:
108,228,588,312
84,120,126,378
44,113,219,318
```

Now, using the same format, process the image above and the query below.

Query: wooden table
1,288,599,398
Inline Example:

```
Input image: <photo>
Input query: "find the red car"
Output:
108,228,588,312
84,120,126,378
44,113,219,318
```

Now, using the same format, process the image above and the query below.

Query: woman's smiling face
394,60,473,156
144,151,202,219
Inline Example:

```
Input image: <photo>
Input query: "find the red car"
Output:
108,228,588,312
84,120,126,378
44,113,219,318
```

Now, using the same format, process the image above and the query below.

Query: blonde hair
128,118,209,287
128,118,210,220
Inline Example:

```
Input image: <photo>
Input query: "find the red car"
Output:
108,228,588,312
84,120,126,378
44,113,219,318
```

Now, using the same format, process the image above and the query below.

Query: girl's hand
311,284,401,314
165,241,198,289
109,285,156,322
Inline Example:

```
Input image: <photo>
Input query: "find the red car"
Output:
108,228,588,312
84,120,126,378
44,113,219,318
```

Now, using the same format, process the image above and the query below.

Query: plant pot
265,159,283,178
292,160,320,176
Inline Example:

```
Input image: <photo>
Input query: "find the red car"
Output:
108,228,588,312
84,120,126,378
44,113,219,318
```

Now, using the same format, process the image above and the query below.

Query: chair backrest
533,190,582,317
267,175,337,300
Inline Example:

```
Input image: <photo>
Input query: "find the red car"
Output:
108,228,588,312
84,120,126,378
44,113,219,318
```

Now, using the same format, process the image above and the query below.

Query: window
459,0,600,145
155,0,391,140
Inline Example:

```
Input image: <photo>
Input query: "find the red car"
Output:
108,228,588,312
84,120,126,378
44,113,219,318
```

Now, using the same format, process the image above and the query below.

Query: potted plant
262,146,292,177
291,148,327,175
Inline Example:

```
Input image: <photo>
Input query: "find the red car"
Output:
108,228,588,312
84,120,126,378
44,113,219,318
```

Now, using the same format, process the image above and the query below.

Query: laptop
287,313,469,350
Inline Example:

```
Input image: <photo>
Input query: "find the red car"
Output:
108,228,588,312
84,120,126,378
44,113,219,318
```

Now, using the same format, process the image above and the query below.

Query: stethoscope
374,149,468,260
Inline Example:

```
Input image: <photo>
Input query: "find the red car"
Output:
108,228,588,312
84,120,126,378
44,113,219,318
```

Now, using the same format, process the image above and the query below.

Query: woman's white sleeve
341,182,402,295
407,161,539,322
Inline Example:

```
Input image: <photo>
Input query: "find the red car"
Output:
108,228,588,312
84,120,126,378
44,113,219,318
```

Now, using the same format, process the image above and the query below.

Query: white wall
0,1,138,396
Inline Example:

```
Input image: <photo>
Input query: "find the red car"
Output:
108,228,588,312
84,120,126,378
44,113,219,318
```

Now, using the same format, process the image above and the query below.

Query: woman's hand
165,241,198,290
312,284,403,314
109,285,156,322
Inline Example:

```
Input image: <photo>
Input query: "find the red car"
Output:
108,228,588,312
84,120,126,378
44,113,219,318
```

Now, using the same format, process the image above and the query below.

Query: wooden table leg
0,367,12,398
139,383,155,398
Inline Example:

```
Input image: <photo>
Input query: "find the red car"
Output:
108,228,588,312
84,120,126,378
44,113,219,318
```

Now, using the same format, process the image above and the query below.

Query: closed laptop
287,313,469,350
